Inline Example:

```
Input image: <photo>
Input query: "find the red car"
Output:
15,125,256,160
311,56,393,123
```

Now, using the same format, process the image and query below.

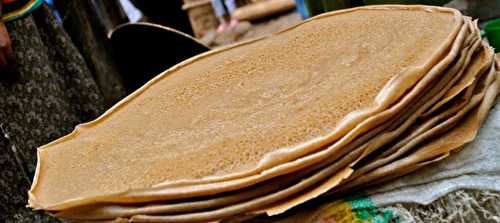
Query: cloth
211,0,237,18
1,0,43,22
386,189,500,223
0,4,104,222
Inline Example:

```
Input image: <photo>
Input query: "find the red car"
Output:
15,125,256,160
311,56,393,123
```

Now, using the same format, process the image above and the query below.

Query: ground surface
200,11,302,48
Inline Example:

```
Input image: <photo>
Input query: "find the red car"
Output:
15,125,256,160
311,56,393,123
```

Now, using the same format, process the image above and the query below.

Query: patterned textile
0,4,104,222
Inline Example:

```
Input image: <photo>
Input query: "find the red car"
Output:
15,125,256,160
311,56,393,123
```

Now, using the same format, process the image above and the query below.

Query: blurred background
118,0,499,47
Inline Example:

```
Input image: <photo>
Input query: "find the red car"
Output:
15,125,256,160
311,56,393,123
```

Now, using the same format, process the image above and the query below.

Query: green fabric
345,194,398,223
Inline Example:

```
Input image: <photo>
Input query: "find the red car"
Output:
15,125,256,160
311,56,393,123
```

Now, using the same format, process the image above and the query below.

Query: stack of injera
27,5,500,223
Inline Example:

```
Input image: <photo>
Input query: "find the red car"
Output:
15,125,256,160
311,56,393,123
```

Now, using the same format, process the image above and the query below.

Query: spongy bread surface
29,6,462,210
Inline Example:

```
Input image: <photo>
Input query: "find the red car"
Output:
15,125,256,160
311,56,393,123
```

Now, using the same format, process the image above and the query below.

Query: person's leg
211,0,229,32
224,0,237,14
224,0,239,28
295,0,310,19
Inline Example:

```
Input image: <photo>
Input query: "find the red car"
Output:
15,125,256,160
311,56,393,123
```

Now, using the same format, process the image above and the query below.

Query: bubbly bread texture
29,6,461,210
55,41,495,223
337,61,499,192
424,43,494,117
68,55,494,223
345,43,493,183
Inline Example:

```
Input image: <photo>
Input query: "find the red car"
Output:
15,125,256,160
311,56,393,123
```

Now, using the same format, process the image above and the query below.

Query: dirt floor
199,11,302,48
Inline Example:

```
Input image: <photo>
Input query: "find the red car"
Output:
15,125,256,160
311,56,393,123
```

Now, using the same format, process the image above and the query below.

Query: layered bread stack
28,5,500,223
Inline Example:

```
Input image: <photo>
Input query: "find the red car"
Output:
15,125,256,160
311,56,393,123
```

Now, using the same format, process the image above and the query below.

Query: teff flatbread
120,62,495,223
347,45,494,182
423,41,494,117
81,14,468,206
29,5,463,212
336,61,499,193
56,21,478,222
